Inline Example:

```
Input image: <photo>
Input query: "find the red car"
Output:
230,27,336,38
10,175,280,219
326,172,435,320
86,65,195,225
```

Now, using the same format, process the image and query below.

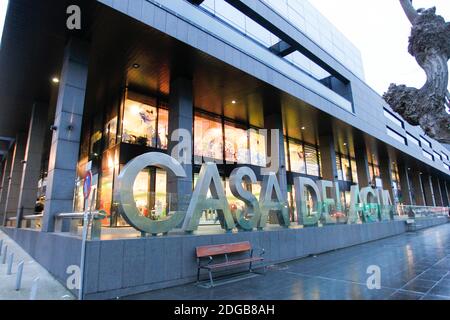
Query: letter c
115,152,187,235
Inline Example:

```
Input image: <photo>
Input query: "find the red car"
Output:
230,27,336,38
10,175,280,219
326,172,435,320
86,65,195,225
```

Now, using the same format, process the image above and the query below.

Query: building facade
0,0,449,299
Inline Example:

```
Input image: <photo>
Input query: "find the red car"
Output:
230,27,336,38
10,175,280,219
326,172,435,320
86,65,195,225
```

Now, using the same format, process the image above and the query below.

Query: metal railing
54,211,106,240
395,205,449,220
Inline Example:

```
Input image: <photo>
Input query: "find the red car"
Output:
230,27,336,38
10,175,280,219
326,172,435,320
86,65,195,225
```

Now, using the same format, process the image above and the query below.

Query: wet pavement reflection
124,223,450,300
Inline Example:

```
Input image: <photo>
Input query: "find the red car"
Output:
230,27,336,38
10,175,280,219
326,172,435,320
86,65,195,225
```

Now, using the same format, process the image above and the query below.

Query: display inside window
336,154,343,180
288,140,305,174
341,156,352,182
122,98,169,149
224,123,249,164
351,158,358,184
194,114,224,162
249,129,266,167
157,108,169,150
104,117,117,149
133,168,168,220
305,145,320,176
99,150,116,226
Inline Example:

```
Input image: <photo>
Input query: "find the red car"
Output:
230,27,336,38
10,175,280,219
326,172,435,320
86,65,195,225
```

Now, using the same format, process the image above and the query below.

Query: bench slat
196,241,252,257
202,257,264,270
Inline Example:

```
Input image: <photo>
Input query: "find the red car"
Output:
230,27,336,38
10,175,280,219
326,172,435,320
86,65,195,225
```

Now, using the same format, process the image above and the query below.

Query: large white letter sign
294,177,322,226
115,152,186,235
379,189,393,221
317,180,344,224
347,185,362,224
258,173,290,229
360,186,380,222
182,163,235,232
229,167,261,231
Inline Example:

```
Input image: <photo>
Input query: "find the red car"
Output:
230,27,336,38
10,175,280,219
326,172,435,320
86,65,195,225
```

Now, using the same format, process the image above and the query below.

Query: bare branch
399,0,419,24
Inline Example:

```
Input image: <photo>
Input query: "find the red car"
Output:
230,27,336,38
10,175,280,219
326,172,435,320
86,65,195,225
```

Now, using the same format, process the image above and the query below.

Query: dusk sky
310,0,450,95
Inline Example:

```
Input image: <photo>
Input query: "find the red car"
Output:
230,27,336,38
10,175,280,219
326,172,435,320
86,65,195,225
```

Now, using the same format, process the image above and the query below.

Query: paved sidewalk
0,230,75,300
124,223,450,300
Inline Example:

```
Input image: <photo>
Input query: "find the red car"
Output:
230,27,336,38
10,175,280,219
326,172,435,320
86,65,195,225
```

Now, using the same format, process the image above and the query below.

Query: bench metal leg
208,271,214,287
197,268,200,283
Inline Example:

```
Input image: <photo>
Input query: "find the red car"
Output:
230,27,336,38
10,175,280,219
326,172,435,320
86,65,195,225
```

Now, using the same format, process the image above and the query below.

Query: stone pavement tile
124,224,450,301
402,279,437,293
380,276,411,289
0,230,75,300
422,294,450,300
429,285,450,297
437,279,450,288
417,270,447,281
388,290,423,300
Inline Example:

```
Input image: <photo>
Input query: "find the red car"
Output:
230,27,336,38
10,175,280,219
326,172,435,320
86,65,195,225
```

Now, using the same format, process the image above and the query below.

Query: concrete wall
2,218,448,300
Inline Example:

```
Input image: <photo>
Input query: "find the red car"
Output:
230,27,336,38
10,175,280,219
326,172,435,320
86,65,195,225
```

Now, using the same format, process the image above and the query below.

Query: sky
0,0,7,47
310,0,450,95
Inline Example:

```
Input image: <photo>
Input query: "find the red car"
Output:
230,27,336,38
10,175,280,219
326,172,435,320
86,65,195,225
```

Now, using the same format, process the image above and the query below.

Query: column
398,163,413,205
263,101,288,200
354,139,371,188
263,96,288,224
15,103,48,227
446,181,450,205
431,176,443,207
318,133,338,182
421,174,436,207
41,38,90,232
438,179,449,206
379,156,395,205
2,133,27,225
410,172,425,206
0,155,12,223
167,76,194,213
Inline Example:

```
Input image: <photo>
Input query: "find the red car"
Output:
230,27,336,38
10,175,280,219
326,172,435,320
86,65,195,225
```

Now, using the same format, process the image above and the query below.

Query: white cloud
309,0,450,95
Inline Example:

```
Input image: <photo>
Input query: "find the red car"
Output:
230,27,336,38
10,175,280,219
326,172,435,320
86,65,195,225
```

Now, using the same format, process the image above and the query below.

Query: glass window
406,132,420,146
304,144,320,176
433,151,442,161
133,170,150,217
99,149,117,226
422,150,433,161
133,168,168,220
341,155,352,182
383,109,403,127
420,136,432,148
387,127,406,145
249,129,267,167
157,108,169,150
224,122,249,164
351,158,358,183
104,117,117,149
335,153,343,180
288,140,305,174
284,139,290,171
122,99,157,147
194,114,224,162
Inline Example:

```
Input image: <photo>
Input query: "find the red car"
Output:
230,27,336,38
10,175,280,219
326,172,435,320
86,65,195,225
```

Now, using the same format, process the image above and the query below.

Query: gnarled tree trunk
383,0,450,143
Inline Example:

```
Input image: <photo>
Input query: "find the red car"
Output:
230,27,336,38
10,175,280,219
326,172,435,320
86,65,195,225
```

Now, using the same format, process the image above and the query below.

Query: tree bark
383,2,450,143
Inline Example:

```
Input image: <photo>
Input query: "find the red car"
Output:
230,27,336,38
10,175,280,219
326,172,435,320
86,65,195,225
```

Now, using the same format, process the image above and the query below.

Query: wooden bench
196,241,265,287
